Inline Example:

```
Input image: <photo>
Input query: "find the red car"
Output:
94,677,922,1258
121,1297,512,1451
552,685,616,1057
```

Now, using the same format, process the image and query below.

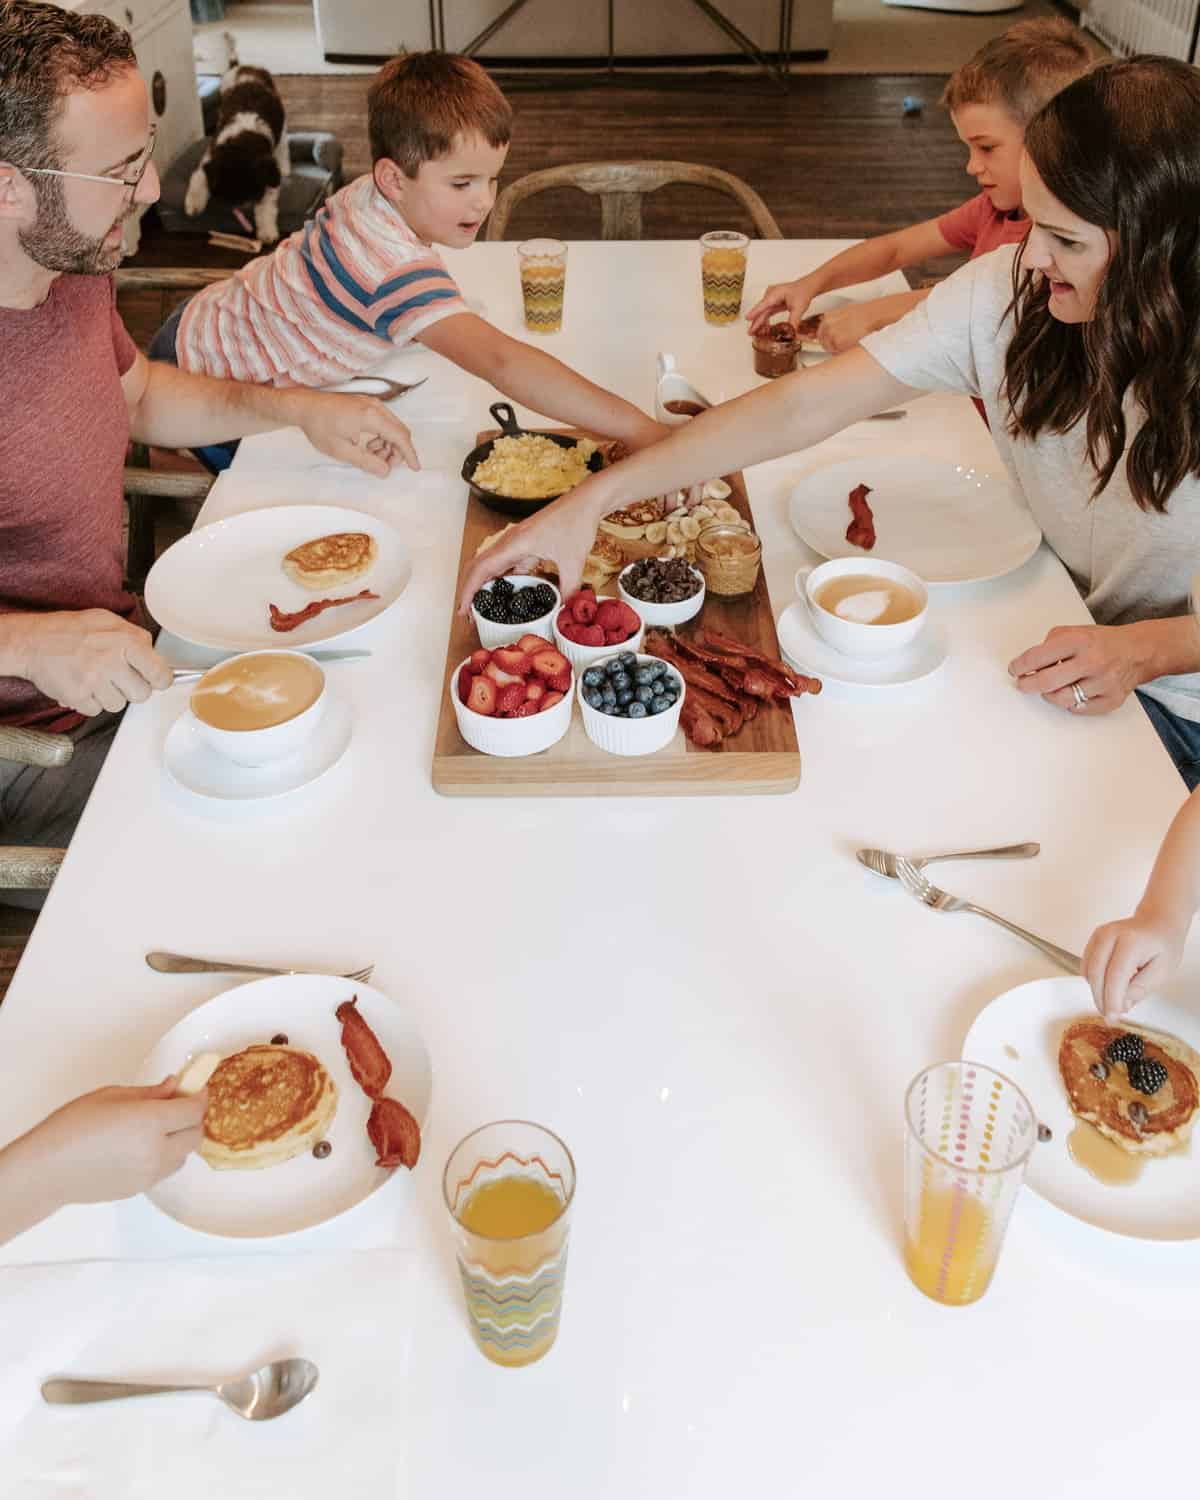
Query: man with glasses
0,1,419,883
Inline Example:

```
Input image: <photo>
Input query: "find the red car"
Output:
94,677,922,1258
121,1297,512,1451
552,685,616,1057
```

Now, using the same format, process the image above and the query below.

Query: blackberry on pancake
1058,1018,1200,1156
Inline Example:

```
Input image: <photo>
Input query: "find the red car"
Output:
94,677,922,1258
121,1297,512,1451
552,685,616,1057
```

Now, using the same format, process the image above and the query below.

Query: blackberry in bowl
471,574,560,649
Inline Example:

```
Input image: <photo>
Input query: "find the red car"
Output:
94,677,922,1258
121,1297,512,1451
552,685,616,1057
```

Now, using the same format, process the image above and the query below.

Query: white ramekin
470,576,560,650
617,562,705,629
450,657,573,757
553,607,644,672
576,652,685,757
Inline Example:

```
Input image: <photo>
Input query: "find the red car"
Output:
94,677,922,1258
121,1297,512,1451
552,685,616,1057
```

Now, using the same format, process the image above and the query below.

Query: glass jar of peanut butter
696,522,762,598
752,322,797,379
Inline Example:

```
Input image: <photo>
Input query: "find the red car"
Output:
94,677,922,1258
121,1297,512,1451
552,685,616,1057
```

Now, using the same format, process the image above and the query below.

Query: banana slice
680,516,702,540
703,479,732,501
666,521,683,545
715,504,743,525
667,506,689,523
691,504,714,522
645,520,668,544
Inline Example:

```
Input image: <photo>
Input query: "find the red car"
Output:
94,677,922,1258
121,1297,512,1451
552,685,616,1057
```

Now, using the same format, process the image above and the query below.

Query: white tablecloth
0,242,1192,1497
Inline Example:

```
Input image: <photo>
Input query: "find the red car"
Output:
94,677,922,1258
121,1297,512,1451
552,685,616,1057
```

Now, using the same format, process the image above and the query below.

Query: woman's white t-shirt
862,244,1200,720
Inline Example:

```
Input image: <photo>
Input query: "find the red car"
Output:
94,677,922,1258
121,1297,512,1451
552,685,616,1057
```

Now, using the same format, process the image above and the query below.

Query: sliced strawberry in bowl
483,662,525,687
491,646,531,676
530,648,570,679
466,675,497,716
457,664,476,704
494,681,525,717
545,668,572,694
516,633,553,655
538,691,565,712
469,648,492,672
524,680,547,703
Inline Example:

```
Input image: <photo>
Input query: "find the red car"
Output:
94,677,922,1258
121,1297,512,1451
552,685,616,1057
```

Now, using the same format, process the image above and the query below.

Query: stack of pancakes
283,532,377,592
201,1044,338,1171
1058,1018,1200,1156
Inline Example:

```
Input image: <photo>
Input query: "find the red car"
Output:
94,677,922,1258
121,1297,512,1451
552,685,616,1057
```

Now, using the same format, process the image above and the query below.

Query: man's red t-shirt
0,274,138,729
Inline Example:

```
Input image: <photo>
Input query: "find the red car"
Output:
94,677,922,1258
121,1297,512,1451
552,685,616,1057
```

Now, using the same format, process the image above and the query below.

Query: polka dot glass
903,1062,1037,1306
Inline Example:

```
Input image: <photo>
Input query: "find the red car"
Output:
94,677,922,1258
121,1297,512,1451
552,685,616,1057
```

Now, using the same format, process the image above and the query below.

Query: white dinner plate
137,975,432,1239
145,505,412,651
962,976,1200,1241
776,601,948,690
163,694,351,803
788,455,1042,584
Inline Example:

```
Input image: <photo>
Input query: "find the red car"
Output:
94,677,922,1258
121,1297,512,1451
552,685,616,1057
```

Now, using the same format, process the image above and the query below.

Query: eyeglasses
21,124,157,195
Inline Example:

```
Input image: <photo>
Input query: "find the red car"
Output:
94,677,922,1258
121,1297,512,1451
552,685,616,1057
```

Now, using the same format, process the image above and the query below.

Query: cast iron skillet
461,401,605,519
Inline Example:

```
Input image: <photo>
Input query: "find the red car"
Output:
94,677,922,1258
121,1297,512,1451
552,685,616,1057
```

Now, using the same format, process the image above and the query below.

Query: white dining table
1,240,1196,1498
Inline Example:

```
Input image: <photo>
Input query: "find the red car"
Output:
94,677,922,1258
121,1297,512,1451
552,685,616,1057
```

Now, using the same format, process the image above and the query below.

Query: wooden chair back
485,161,782,241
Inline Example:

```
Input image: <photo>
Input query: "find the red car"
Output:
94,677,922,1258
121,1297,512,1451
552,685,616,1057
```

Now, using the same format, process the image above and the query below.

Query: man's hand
745,277,815,336
290,392,420,477
25,1079,207,1206
817,302,883,355
1008,623,1149,716
12,609,173,716
1083,911,1187,1018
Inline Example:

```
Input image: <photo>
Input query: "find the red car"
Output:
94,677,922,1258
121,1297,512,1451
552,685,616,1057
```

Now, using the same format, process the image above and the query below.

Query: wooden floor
124,70,973,343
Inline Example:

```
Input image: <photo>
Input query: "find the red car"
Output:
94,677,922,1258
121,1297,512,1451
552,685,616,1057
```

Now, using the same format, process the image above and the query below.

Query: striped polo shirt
175,174,468,388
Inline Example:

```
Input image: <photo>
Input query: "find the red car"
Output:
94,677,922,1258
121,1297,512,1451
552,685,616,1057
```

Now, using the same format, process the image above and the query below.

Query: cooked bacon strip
691,629,821,696
687,683,743,736
845,483,875,551
679,697,724,749
367,1096,421,1169
268,589,380,633
336,996,392,1099
645,631,743,706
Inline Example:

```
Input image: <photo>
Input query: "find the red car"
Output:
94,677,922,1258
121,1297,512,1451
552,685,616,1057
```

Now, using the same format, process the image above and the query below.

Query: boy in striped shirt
153,52,672,469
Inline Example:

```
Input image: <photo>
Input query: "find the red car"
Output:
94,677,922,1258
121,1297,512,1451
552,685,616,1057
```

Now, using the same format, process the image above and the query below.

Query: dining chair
484,161,783,241
0,725,73,999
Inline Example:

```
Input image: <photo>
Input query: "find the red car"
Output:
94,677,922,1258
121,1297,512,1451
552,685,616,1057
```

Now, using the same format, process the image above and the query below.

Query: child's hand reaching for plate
1083,910,1187,1017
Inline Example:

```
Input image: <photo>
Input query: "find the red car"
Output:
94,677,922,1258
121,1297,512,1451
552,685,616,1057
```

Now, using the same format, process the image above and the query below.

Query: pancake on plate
282,532,378,592
201,1043,338,1171
1058,1017,1200,1156
581,529,626,590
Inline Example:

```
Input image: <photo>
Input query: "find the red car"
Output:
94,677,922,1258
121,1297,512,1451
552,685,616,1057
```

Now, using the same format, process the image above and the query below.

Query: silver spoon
857,842,1040,880
41,1356,318,1421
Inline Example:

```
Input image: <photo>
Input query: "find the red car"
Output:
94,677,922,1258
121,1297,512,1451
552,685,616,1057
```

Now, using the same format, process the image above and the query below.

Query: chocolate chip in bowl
617,558,705,628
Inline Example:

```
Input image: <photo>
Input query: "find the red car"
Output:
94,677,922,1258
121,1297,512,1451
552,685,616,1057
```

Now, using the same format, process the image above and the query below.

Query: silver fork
146,951,373,982
857,842,1039,880
894,858,1079,973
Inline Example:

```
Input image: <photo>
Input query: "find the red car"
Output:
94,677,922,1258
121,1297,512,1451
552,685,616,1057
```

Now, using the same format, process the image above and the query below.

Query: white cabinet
67,0,203,251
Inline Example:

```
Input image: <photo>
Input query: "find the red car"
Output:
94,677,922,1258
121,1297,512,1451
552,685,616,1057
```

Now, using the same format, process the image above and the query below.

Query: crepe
282,532,377,592
1058,1017,1200,1157
201,1044,338,1171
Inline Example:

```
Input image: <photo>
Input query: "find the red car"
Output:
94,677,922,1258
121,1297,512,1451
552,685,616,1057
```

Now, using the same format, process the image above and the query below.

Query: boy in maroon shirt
746,18,1093,354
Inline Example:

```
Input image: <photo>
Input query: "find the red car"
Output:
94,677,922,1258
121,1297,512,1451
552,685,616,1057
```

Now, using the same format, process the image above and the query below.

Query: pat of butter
835,590,890,624
177,1051,221,1096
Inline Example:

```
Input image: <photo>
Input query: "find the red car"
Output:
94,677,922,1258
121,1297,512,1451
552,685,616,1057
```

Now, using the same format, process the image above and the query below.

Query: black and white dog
184,64,288,244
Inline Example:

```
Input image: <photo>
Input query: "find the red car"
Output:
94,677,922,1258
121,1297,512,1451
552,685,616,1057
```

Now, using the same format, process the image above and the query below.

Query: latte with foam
814,574,922,626
191,652,323,733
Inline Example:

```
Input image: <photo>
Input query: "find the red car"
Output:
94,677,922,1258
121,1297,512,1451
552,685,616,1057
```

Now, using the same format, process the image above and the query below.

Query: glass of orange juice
700,229,749,325
903,1062,1037,1306
443,1120,576,1366
518,238,568,333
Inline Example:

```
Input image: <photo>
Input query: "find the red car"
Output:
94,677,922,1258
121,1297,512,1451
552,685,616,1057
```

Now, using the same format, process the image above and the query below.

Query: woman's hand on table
290,391,420,477
1008,623,1150,715
1083,908,1186,1017
5,609,173,716
745,277,816,336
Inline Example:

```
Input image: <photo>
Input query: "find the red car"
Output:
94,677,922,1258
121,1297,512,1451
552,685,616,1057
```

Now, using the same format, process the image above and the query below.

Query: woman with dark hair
461,56,1200,787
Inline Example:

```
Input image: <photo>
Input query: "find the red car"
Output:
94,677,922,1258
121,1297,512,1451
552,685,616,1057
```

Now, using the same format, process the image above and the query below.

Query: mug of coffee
188,650,326,766
797,558,928,658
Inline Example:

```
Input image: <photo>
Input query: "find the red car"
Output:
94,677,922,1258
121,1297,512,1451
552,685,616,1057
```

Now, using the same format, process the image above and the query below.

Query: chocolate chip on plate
271,1033,288,1046
312,1140,332,1159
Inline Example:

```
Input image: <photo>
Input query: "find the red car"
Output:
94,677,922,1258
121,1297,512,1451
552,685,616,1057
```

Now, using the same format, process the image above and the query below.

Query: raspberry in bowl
618,558,705,628
451,637,573,757
553,586,644,670
471,575,560,649
577,651,685,756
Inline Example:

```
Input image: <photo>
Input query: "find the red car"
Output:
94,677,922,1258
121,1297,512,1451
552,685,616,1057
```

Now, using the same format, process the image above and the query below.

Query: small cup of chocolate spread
752,321,798,379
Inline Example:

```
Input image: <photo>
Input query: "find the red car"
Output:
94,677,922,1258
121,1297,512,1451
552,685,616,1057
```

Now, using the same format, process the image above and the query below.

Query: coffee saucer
776,601,949,690
163,696,352,801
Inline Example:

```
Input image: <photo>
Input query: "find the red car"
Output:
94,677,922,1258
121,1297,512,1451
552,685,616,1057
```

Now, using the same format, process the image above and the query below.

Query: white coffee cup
796,557,928,658
187,649,327,767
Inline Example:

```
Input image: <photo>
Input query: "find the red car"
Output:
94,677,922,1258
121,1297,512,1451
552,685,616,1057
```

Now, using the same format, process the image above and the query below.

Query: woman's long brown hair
1003,57,1200,512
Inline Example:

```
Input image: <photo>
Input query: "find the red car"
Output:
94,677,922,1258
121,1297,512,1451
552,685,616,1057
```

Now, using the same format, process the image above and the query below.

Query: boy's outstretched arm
745,218,952,335
1084,789,1200,1018
418,314,667,450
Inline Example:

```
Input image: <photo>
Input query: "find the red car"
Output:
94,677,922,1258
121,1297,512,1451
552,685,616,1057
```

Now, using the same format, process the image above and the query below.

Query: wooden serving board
432,430,802,797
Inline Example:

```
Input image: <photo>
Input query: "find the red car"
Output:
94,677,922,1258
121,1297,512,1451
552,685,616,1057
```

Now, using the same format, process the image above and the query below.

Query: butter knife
171,649,371,684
